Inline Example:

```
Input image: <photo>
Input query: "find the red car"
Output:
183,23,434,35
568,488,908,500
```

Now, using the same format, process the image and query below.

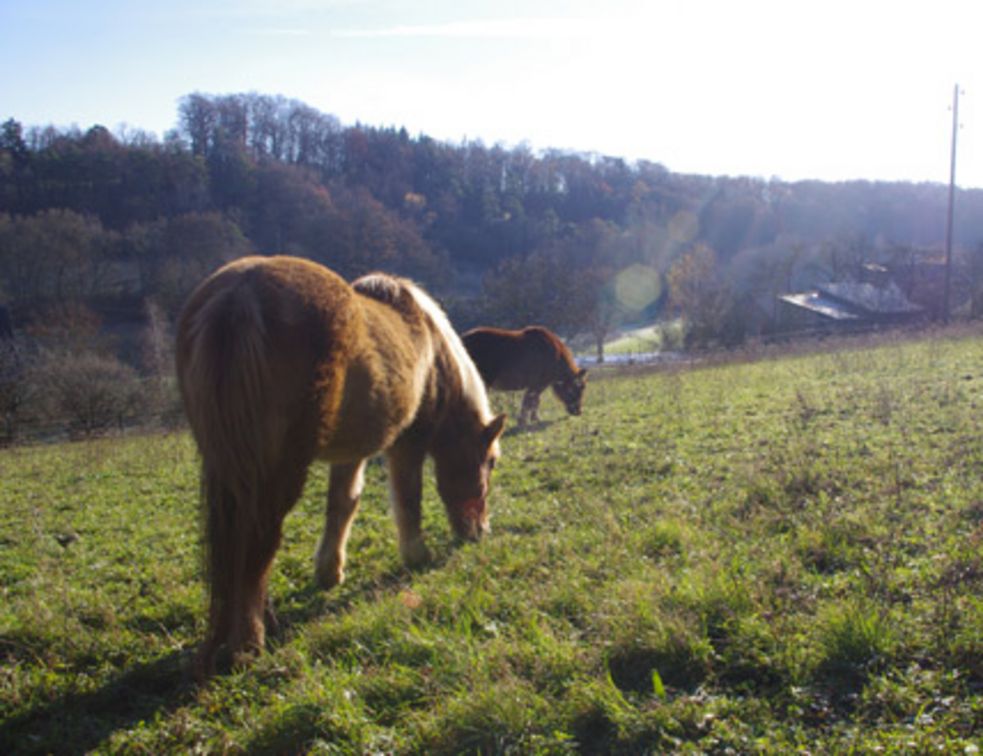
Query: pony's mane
354,273,493,422
351,273,404,307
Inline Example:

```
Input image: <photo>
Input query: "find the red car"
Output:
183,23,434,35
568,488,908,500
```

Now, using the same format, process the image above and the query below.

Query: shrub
0,338,29,444
30,350,142,438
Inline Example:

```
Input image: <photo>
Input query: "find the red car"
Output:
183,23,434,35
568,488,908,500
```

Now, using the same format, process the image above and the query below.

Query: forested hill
2,92,982,341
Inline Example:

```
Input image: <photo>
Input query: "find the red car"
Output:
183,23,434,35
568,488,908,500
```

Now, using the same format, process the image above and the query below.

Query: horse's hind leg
196,492,268,679
386,443,430,568
314,460,367,589
224,513,286,666
198,459,308,679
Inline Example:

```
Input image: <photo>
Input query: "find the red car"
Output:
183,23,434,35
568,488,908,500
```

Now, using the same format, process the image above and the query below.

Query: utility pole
943,84,960,323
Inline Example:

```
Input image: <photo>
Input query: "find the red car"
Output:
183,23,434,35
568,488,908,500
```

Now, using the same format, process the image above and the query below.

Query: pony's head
552,367,588,416
433,412,506,540
401,279,507,540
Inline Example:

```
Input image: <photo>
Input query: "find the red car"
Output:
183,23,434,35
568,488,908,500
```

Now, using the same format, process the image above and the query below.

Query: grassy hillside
1,330,981,752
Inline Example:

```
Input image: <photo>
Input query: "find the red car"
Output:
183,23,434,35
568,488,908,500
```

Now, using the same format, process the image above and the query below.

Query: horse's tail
176,275,281,661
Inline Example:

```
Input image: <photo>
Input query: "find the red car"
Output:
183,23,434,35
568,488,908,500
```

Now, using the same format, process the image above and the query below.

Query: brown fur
176,256,505,679
462,326,588,425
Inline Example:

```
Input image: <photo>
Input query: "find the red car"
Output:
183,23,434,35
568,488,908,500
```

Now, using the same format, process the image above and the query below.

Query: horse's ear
577,368,588,379
484,413,507,445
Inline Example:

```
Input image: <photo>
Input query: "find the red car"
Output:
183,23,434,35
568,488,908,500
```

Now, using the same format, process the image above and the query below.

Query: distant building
778,281,924,332
878,249,966,321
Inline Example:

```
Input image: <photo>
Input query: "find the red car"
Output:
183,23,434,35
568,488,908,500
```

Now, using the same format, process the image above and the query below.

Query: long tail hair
177,280,280,634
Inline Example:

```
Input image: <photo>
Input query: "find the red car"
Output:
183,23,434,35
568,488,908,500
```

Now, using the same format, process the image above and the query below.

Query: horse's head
552,367,588,416
433,413,507,540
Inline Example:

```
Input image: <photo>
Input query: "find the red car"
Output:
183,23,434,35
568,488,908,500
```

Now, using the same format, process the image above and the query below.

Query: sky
2,0,982,187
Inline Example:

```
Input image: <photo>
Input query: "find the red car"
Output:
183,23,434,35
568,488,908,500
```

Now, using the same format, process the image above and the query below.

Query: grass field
1,329,981,753
582,327,660,358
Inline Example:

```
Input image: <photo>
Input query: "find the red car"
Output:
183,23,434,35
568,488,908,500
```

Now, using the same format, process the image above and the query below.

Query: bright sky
2,0,981,187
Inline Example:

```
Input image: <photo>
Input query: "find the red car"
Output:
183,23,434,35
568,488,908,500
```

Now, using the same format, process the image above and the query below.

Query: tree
141,298,180,426
30,350,141,438
0,119,28,161
0,210,113,307
819,234,870,282
0,336,28,444
139,212,251,313
666,244,741,348
965,243,983,319
178,93,217,157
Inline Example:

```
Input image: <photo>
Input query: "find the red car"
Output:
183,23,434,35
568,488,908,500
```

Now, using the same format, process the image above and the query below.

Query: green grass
594,325,663,356
575,321,680,358
2,329,982,752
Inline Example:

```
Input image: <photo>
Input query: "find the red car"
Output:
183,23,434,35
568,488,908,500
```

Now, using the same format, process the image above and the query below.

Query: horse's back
463,326,573,391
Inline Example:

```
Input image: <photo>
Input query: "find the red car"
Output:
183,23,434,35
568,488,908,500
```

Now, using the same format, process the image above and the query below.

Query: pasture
2,329,981,753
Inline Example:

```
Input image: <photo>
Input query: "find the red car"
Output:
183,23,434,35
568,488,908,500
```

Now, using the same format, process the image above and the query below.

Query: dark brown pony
462,326,587,426
176,256,505,678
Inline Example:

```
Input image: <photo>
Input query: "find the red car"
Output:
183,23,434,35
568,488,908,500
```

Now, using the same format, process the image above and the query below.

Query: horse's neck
537,340,575,381
431,331,493,428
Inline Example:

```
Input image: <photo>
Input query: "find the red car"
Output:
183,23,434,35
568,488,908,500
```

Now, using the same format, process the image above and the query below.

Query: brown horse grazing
462,326,587,426
176,256,506,678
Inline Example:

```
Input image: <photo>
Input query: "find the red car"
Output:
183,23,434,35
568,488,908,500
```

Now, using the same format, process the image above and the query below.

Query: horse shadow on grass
503,418,556,438
0,647,196,755
267,556,434,640
0,546,458,753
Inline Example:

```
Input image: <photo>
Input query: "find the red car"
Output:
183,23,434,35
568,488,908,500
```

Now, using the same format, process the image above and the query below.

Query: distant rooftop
818,282,922,316
779,292,860,321
779,281,923,322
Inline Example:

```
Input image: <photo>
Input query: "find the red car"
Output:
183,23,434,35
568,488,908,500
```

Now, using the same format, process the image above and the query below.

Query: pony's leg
520,389,540,425
226,454,311,668
196,472,295,679
386,444,431,567
314,461,367,590
519,390,532,425
195,478,240,681
225,515,287,666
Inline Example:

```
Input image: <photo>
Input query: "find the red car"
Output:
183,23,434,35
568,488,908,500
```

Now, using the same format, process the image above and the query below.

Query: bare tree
0,337,29,444
30,351,141,439
141,299,181,426
667,243,740,347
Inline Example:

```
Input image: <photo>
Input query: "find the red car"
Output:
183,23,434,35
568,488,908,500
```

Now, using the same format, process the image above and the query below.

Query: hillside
4,94,983,346
1,329,980,751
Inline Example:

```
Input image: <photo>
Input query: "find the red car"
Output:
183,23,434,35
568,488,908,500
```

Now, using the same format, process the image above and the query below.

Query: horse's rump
177,257,353,507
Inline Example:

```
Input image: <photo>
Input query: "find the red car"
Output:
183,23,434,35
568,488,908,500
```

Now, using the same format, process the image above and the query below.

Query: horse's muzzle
453,497,489,541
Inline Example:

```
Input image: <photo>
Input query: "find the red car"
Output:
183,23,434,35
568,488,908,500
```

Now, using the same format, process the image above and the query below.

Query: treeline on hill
3,91,983,441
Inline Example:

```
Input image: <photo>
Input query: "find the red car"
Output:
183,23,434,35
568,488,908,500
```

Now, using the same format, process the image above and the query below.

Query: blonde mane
356,273,493,423
407,285,493,420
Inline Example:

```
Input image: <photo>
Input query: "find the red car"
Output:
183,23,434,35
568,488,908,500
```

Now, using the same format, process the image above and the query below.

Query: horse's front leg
314,460,367,589
386,444,431,568
520,389,541,425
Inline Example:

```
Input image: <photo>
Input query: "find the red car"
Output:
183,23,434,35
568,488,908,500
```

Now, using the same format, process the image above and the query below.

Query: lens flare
614,264,662,312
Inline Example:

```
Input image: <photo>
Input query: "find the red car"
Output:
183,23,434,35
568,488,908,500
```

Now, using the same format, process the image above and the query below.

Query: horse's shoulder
522,326,580,371
522,326,565,353
522,325,558,342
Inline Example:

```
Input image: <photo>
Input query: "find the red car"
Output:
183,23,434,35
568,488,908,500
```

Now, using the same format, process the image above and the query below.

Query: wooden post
943,84,959,323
